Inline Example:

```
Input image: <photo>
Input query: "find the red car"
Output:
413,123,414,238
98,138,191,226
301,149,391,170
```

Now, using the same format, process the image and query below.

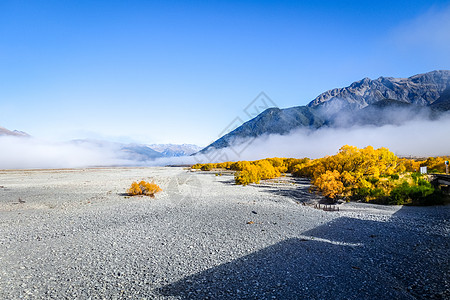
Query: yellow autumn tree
376,147,398,175
235,164,261,185
313,170,344,199
257,160,280,180
422,156,450,173
189,146,443,204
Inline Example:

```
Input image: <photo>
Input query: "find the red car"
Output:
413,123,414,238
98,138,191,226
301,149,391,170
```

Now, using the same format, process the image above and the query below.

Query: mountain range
200,70,450,153
69,141,203,161
3,70,449,161
0,129,201,161
147,144,202,157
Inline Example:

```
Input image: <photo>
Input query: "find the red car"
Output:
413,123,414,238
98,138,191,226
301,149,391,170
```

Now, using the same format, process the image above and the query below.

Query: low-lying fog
1,112,449,169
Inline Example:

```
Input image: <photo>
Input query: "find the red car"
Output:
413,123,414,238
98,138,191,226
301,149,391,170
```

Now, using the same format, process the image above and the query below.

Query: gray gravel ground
0,167,449,299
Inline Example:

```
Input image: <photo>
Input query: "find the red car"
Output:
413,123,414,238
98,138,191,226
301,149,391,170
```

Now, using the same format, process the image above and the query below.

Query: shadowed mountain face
200,70,450,153
201,106,325,151
429,86,450,111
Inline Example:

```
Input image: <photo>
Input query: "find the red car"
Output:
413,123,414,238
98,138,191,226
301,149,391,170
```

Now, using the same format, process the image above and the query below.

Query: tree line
192,145,449,205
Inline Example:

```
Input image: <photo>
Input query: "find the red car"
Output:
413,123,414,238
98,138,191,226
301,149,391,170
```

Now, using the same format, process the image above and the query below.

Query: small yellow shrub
128,182,142,195
127,180,162,197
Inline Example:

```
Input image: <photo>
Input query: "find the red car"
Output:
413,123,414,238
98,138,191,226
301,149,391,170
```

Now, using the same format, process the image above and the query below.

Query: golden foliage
189,145,446,203
192,157,289,185
127,182,142,195
127,180,162,197
421,156,450,173
235,164,261,185
397,156,450,173
289,145,404,199
314,170,344,199
256,160,281,180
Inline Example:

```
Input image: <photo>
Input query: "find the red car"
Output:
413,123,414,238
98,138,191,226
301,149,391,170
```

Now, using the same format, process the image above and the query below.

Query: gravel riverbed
0,167,449,299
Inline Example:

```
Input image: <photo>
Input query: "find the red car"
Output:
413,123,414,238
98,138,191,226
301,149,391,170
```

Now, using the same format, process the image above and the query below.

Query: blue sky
1,0,449,146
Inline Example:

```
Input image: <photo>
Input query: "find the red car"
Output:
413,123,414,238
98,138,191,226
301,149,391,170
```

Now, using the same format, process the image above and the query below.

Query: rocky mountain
200,70,450,154
148,144,202,157
308,70,450,110
0,126,29,137
201,106,325,151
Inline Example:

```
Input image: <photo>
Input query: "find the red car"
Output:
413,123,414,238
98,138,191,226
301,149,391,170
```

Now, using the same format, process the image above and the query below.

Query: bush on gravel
127,180,162,197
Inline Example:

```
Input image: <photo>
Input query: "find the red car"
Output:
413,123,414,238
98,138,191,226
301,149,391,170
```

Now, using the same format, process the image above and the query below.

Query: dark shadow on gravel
159,211,449,299
217,178,236,185
215,175,318,201
256,177,326,204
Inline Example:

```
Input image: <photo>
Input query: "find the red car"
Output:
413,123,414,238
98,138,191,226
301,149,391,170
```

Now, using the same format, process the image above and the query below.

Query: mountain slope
200,106,324,152
429,86,450,111
199,70,450,154
341,99,434,126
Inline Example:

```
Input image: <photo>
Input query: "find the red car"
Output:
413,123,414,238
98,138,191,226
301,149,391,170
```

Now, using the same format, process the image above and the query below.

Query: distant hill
72,140,202,161
0,127,201,161
120,144,164,161
147,144,202,157
71,139,164,162
0,126,29,137
199,70,450,154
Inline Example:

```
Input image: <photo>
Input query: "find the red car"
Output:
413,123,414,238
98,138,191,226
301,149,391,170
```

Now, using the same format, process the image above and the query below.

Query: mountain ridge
199,70,450,154
308,70,450,110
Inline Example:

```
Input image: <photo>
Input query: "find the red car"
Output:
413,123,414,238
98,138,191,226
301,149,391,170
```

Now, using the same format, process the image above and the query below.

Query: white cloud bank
192,112,450,163
0,137,136,169
1,112,449,169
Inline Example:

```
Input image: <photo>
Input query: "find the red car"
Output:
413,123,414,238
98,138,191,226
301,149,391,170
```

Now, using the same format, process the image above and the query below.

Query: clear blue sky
1,0,449,146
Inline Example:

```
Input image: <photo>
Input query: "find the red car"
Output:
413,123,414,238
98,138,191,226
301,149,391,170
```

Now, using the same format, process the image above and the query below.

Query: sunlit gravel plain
0,167,448,299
